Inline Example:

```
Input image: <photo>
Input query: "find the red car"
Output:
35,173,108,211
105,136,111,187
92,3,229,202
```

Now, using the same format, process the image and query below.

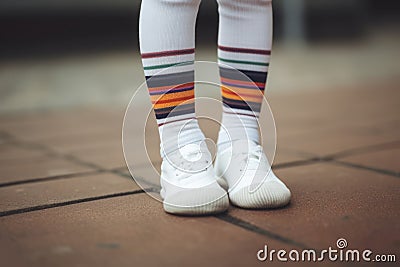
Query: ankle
159,118,205,158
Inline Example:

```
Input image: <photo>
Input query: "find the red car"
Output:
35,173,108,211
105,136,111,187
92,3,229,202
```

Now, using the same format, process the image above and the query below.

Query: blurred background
0,0,399,113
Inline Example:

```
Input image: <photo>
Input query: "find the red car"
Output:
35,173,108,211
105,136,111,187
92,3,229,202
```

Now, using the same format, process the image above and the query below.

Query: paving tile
273,148,311,165
229,163,400,253
272,84,399,125
0,107,160,171
41,130,122,154
0,109,159,170
0,194,317,267
0,155,94,185
270,86,400,157
125,132,161,170
125,163,162,201
278,120,400,156
66,142,126,170
339,145,400,173
0,108,126,142
0,173,139,213
0,112,129,171
0,143,46,163
269,85,400,140
0,237,26,267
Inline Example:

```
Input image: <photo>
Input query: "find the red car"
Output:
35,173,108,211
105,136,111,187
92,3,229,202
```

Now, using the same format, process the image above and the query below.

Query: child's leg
139,0,204,157
215,0,291,209
217,0,272,150
139,0,228,215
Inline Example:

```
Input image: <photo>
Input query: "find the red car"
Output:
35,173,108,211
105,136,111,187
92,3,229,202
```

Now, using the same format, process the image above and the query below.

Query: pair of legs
139,0,290,215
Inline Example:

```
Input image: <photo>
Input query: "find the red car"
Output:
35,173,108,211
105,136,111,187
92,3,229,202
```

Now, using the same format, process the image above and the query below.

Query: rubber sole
228,180,291,209
163,187,229,215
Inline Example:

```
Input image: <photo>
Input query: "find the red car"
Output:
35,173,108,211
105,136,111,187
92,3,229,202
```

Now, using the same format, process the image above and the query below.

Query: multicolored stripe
218,45,270,72
142,48,196,126
218,45,270,114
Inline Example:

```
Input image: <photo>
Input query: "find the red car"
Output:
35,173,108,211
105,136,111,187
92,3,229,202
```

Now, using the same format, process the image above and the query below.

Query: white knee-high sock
139,0,230,216
139,0,205,158
216,0,273,152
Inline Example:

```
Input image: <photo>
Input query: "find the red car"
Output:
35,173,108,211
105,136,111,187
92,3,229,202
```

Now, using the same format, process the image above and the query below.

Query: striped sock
142,49,205,158
139,0,205,158
217,46,269,150
216,0,272,152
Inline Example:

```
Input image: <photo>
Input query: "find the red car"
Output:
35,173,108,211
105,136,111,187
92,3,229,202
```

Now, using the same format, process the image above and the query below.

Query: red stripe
148,82,194,92
224,111,258,118
142,48,195,59
218,45,271,55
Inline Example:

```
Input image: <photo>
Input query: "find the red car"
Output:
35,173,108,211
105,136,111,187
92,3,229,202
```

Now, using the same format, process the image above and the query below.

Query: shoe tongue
179,143,204,162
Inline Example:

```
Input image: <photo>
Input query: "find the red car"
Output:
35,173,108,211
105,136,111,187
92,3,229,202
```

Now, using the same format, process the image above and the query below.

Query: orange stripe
153,98,195,109
222,94,263,103
221,86,264,97
150,89,194,103
222,88,263,102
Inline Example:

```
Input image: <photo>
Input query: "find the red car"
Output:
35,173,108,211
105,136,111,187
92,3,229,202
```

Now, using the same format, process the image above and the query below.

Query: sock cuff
159,118,205,158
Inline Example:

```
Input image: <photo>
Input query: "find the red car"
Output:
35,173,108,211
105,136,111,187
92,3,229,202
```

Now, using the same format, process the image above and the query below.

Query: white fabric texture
139,0,205,158
216,0,273,150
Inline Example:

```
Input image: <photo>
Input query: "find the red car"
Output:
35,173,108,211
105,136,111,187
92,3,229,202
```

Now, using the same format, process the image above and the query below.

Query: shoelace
234,145,264,172
173,149,211,178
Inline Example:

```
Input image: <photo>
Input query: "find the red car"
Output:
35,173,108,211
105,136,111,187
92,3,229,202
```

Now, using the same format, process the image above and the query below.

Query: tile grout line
113,170,162,190
3,135,142,186
0,189,150,218
215,213,311,249
1,133,322,188
4,130,400,181
0,169,105,188
330,160,399,178
276,157,400,178
7,138,106,171
0,165,132,189
276,139,400,178
273,158,322,169
5,134,162,184
325,139,400,159
284,139,400,163
275,156,400,178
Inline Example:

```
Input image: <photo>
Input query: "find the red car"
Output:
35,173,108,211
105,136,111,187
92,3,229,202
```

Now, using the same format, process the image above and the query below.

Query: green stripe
218,57,269,67
143,61,194,70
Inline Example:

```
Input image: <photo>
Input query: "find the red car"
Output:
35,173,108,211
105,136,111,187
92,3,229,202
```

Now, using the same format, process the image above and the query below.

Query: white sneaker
215,140,291,209
160,143,229,215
